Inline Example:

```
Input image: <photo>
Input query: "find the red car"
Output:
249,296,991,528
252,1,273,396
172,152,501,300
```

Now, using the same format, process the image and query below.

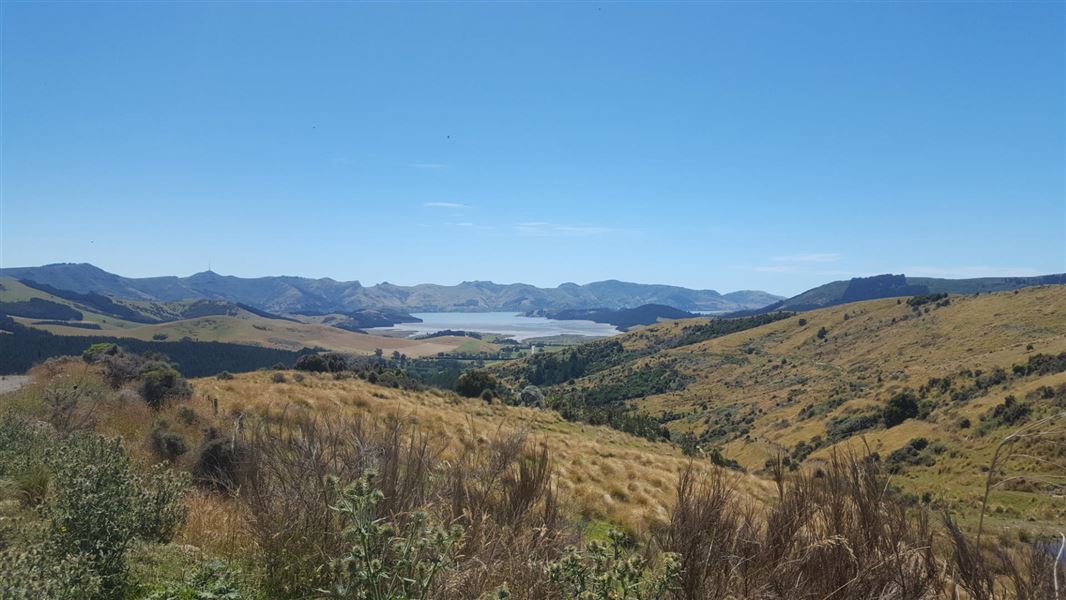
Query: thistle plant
548,529,679,600
322,471,462,600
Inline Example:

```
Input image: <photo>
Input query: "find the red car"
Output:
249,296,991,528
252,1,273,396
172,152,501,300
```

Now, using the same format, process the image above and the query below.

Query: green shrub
455,369,498,398
131,463,190,543
216,371,234,380
322,472,462,600
294,354,329,373
139,365,192,409
882,391,919,427
46,434,138,595
44,432,190,595
271,372,287,384
0,545,102,600
548,529,679,600
150,421,189,462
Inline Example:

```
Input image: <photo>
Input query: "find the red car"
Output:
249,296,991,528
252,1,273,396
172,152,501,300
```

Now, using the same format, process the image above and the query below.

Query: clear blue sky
2,2,1063,296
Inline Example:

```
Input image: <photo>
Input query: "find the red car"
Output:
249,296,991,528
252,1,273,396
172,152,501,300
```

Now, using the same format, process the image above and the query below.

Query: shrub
150,421,189,462
0,545,103,600
130,463,190,543
455,369,498,398
192,428,245,491
271,372,287,384
45,434,138,594
176,406,197,426
882,391,919,427
519,385,544,406
816,326,828,339
42,431,191,595
294,354,329,373
216,371,234,380
139,365,191,409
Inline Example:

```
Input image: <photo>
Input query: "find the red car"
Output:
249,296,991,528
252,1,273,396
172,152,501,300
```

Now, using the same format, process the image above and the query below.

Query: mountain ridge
0,263,783,313
728,272,1066,315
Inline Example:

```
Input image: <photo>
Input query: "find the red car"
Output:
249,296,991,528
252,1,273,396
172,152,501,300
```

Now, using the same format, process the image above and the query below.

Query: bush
139,365,191,409
45,434,138,594
40,430,190,595
294,354,329,373
882,391,919,427
519,385,544,406
0,545,103,600
455,369,498,398
150,421,189,462
271,372,287,384
192,428,245,491
130,463,191,543
216,371,234,380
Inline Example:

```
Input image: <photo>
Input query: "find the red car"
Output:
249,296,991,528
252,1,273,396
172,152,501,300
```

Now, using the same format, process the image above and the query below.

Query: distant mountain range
0,263,783,314
730,273,1066,315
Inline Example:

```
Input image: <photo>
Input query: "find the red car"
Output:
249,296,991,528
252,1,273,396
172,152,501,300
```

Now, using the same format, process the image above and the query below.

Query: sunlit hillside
497,286,1066,532
0,276,487,357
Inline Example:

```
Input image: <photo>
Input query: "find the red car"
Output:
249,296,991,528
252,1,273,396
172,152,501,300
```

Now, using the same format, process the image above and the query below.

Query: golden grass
506,286,1066,531
193,371,773,534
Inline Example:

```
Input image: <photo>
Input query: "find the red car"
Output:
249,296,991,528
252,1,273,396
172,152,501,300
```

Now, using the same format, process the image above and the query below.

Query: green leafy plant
548,529,679,600
143,560,246,600
321,471,463,600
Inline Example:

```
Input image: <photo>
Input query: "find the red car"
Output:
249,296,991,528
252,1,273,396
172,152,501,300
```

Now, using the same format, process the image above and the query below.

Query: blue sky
2,2,1063,296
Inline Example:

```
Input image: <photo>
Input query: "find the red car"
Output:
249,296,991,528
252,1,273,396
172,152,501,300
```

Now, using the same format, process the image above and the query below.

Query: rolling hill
0,277,493,361
494,285,1066,531
734,272,1066,315
0,263,783,313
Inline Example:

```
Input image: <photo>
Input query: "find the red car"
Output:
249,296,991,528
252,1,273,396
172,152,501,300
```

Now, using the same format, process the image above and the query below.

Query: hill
0,263,783,313
494,286,1066,531
734,272,1066,315
0,277,495,364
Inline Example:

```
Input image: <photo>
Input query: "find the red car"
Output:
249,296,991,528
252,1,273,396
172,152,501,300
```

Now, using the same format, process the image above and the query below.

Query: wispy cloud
744,265,857,276
423,202,473,209
904,265,1041,278
771,253,843,263
412,163,449,170
514,222,625,238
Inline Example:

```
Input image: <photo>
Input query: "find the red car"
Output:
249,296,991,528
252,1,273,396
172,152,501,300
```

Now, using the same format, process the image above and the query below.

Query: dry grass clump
227,411,570,599
661,453,939,600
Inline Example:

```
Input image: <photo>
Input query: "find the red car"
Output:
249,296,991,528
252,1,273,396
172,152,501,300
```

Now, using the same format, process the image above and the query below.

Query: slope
496,286,1066,531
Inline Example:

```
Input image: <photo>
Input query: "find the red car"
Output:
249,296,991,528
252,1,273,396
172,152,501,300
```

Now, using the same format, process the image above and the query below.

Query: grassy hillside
740,272,1066,315
496,285,1066,532
2,341,1060,599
